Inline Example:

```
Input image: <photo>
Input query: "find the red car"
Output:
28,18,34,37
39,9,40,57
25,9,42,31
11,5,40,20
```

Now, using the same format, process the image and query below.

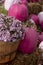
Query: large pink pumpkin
18,27,38,54
8,3,28,21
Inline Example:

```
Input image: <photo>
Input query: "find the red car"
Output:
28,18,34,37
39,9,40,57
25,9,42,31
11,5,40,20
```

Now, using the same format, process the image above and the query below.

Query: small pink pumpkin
30,14,39,25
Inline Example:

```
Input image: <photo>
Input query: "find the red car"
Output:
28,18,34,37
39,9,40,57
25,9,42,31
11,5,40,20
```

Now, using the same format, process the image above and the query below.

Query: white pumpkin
39,41,43,50
4,0,20,10
38,12,43,24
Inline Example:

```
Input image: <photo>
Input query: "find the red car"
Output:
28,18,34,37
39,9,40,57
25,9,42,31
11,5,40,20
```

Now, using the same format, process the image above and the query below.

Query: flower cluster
0,14,24,42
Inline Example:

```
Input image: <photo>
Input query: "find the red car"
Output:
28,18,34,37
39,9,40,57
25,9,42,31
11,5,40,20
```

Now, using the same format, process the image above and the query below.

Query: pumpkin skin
4,0,28,10
30,14,39,25
8,3,28,21
18,27,38,54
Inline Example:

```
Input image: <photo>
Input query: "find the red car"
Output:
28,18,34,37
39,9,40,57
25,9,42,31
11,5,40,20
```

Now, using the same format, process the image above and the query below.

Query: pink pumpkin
18,27,38,54
30,14,39,25
8,3,28,21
